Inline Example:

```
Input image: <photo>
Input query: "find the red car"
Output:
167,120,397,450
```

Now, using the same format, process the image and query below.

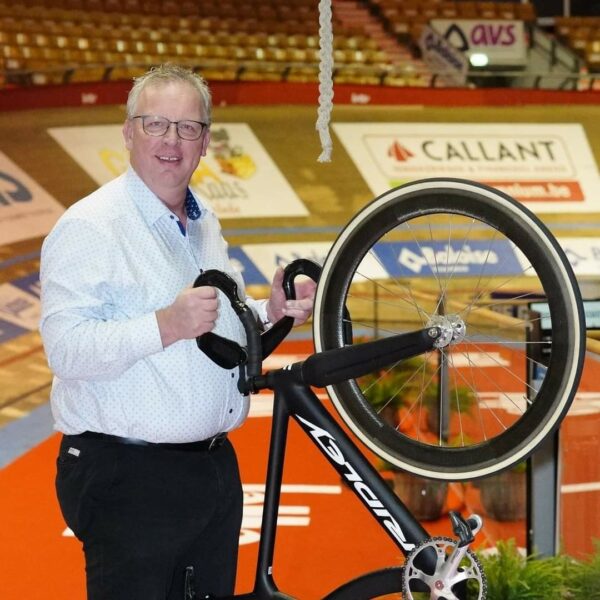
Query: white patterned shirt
40,167,267,443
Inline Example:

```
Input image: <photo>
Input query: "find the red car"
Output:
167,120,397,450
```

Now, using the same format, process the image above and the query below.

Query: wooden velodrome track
2,98,600,599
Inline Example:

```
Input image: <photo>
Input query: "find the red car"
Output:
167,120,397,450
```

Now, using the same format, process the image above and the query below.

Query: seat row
3,0,319,20
1,52,429,88
554,16,600,71
370,0,536,22
0,24,376,53
2,39,391,69
10,0,316,9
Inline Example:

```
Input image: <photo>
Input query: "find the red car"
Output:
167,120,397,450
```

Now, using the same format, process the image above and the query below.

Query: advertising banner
0,152,64,245
418,25,468,86
333,123,600,213
0,281,40,331
430,18,527,66
48,124,308,219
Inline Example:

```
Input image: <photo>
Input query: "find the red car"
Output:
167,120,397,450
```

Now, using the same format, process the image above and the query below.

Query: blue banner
372,240,522,277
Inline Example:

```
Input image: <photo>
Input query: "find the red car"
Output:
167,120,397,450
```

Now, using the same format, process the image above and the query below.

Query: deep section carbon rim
314,178,585,480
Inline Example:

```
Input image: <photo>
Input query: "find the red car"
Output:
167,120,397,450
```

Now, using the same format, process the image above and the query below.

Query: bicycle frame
194,262,478,600
230,365,435,600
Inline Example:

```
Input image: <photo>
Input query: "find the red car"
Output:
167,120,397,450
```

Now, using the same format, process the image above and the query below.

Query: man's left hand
266,267,317,326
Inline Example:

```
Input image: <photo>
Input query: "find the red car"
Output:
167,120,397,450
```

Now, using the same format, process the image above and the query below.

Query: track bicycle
191,178,586,599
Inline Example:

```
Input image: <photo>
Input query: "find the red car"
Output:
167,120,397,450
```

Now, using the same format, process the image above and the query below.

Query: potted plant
360,356,476,435
476,461,527,522
361,357,476,521
389,467,450,521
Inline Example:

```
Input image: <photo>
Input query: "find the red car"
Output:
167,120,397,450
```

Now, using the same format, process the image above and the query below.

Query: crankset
402,512,487,600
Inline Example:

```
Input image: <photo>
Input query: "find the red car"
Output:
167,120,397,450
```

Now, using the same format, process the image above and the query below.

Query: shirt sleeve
40,217,164,381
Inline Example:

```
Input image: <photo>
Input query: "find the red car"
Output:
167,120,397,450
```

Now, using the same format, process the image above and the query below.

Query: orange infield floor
1,340,599,599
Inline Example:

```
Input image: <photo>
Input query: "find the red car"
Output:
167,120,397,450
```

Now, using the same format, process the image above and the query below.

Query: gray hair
126,63,212,123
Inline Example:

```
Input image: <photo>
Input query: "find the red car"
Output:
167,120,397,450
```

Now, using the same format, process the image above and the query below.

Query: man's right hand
156,286,218,348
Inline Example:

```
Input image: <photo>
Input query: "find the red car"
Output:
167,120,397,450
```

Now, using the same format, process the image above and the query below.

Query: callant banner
332,123,600,213
0,151,65,245
48,123,308,219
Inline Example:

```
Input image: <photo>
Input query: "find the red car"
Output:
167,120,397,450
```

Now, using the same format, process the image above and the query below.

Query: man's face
123,81,210,204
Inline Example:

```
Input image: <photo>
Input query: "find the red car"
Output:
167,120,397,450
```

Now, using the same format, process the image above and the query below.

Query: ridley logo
388,141,414,162
296,414,416,552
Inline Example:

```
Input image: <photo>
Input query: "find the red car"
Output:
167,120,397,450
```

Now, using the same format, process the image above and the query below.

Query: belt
74,431,228,452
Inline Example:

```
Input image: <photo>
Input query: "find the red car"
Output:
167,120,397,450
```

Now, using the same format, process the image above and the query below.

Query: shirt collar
125,166,203,226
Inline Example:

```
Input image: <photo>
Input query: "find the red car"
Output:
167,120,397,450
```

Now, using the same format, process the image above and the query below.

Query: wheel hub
427,314,466,348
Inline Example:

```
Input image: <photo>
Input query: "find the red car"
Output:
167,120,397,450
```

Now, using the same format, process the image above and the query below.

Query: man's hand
266,267,317,326
157,286,218,348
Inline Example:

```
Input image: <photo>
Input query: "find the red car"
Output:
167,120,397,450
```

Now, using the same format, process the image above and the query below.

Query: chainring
402,536,487,600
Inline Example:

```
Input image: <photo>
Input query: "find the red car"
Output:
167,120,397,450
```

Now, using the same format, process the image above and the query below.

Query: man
40,64,315,600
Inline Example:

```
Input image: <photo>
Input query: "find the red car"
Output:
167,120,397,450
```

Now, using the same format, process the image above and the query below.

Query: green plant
360,356,437,413
471,539,567,599
360,355,476,438
564,539,600,599
469,538,600,600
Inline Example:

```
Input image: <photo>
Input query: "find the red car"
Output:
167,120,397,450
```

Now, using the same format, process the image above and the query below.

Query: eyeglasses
132,115,209,141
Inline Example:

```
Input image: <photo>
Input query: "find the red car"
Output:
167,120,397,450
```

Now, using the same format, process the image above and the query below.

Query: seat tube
253,386,291,596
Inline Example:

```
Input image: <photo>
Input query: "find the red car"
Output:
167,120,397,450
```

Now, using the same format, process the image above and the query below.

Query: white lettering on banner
398,245,499,274
81,93,98,105
351,93,371,104
332,123,600,213
296,414,416,551
0,152,64,245
48,124,308,219
241,242,332,282
241,241,391,284
493,182,572,199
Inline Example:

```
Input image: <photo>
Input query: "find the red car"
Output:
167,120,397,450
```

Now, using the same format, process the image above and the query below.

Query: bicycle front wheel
314,178,585,480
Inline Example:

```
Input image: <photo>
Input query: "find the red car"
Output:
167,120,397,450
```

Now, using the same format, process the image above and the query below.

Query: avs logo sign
373,240,522,277
430,19,527,66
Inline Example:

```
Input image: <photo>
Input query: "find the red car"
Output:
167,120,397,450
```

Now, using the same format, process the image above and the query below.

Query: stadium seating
0,0,421,87
2,0,596,88
555,16,600,72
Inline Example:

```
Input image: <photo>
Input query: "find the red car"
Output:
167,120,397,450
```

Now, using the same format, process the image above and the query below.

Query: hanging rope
316,0,334,162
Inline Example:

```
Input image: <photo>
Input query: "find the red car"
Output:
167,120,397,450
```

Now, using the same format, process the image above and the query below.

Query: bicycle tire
313,178,585,480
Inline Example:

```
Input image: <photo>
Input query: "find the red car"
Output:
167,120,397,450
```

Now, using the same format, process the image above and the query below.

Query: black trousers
56,433,243,600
